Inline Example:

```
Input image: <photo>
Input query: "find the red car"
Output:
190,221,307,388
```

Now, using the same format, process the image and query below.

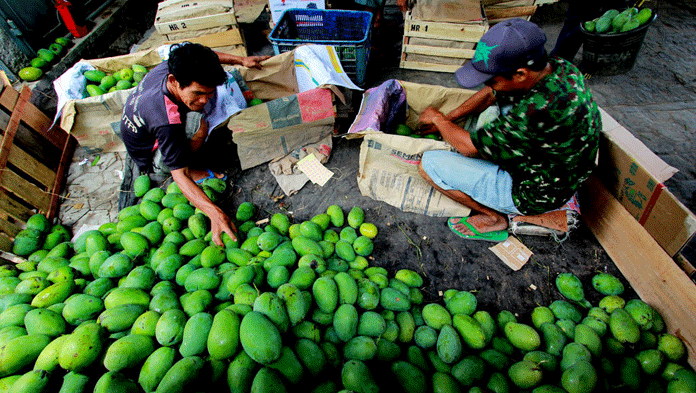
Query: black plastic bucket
579,13,657,76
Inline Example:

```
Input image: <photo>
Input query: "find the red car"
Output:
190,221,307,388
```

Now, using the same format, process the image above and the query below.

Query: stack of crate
152,0,247,56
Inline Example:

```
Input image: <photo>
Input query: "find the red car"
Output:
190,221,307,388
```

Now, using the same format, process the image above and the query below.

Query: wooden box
399,11,489,73
0,74,77,251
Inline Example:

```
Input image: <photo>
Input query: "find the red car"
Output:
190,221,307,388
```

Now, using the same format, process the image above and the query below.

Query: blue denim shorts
421,150,522,215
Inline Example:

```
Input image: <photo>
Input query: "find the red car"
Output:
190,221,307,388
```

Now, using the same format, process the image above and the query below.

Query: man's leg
418,164,508,235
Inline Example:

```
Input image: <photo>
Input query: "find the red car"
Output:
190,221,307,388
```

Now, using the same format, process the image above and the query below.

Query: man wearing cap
417,18,601,242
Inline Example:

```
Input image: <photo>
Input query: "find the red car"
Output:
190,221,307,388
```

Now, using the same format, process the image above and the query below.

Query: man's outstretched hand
242,55,271,69
210,210,238,247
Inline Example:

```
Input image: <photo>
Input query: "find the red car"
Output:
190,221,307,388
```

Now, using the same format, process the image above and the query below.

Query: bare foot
449,215,508,236
190,168,225,183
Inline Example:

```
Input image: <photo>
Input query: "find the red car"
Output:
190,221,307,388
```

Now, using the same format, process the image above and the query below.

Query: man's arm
215,52,271,69
444,86,497,122
418,108,479,157
170,168,237,246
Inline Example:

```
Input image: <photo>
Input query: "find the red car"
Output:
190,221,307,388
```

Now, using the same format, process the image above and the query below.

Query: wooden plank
0,234,13,253
485,5,537,20
7,145,56,188
404,19,487,43
0,170,50,213
0,85,19,116
0,193,33,223
0,216,21,238
0,86,29,184
47,129,76,221
399,60,462,73
0,250,26,264
581,175,696,369
155,10,236,34
402,44,476,59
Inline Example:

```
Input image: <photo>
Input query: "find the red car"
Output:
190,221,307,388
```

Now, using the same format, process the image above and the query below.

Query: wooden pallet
0,74,77,251
400,12,489,73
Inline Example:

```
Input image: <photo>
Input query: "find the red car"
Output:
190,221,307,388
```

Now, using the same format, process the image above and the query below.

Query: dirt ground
67,0,696,318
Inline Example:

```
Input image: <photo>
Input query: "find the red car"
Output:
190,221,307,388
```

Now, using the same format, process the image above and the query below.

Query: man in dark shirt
417,19,601,242
121,43,268,246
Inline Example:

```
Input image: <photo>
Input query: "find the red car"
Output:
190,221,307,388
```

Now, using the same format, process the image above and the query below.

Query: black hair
167,43,227,88
498,50,549,79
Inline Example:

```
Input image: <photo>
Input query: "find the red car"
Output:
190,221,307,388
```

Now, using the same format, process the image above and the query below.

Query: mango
179,312,213,357
104,334,155,371
592,273,624,295
392,360,428,393
240,311,282,364
59,322,103,371
504,321,541,352
610,308,640,344
139,346,176,392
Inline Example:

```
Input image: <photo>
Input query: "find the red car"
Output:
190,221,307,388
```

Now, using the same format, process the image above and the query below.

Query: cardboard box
154,0,237,39
400,11,489,73
596,108,696,257
411,0,484,23
57,48,166,153
584,109,696,369
0,74,76,251
227,48,351,170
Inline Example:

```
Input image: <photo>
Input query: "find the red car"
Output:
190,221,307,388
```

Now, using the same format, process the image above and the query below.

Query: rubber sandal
447,217,509,243
195,169,227,184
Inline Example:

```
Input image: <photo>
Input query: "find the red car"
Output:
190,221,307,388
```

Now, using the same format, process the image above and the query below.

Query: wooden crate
0,74,77,251
400,12,489,73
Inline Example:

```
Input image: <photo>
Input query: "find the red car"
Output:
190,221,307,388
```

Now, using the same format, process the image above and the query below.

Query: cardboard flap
239,50,298,101
599,108,678,183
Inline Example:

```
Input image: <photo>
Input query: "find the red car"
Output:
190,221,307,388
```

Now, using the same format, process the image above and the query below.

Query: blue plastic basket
269,9,373,86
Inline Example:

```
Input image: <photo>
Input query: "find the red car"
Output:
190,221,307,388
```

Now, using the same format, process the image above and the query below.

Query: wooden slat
47,128,76,220
582,175,696,369
404,18,487,43
399,61,462,73
0,250,26,264
485,5,538,20
0,233,13,253
0,86,29,185
0,85,19,115
402,44,476,59
0,170,50,213
0,216,21,238
7,146,56,188
0,192,33,223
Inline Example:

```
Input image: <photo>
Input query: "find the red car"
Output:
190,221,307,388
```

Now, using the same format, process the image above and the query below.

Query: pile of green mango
394,123,441,140
18,37,72,82
584,7,654,34
1,173,695,392
83,63,149,97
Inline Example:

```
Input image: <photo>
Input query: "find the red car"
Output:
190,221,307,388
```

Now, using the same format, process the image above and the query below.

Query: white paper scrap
296,153,334,186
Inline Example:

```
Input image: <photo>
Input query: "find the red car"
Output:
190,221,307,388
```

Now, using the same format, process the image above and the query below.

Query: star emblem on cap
473,42,499,67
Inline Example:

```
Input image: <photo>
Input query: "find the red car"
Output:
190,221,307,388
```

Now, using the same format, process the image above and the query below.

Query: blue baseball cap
455,18,547,88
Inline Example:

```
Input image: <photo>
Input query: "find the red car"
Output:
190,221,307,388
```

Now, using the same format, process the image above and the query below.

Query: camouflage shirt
470,57,601,215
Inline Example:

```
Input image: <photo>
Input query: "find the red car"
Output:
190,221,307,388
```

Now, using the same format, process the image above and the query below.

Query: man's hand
170,168,238,247
209,208,238,247
241,55,271,69
396,0,409,12
418,107,446,129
